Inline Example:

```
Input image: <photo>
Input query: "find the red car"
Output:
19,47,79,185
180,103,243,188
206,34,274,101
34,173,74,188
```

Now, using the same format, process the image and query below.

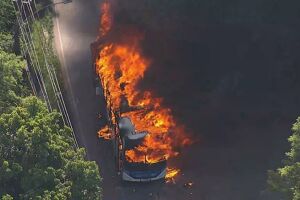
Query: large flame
95,1,191,179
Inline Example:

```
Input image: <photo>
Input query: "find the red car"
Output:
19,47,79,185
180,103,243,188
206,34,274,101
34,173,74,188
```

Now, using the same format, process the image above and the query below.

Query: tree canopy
0,50,27,113
0,0,15,33
0,96,102,199
0,2,102,199
0,33,14,53
268,117,300,200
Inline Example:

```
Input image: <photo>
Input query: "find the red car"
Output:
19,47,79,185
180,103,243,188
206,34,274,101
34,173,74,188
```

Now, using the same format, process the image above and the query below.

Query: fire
98,1,112,38
98,125,112,140
96,1,191,179
166,168,180,182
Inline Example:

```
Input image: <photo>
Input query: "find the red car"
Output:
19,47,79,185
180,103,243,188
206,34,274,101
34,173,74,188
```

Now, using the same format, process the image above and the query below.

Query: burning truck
91,1,190,182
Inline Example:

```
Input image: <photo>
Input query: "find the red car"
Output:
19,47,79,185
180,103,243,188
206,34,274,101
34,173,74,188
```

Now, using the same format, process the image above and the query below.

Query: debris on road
184,181,194,189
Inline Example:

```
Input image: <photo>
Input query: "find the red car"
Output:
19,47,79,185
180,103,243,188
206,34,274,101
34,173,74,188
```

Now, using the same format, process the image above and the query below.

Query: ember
184,181,194,188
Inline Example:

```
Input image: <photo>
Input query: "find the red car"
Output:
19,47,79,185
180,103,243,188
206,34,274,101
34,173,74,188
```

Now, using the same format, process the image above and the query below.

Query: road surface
53,0,299,199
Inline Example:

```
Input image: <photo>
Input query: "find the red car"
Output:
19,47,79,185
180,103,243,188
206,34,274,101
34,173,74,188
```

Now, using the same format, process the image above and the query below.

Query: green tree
0,96,102,199
1,194,13,200
66,159,102,200
268,117,300,200
0,33,14,53
0,50,27,113
0,0,15,32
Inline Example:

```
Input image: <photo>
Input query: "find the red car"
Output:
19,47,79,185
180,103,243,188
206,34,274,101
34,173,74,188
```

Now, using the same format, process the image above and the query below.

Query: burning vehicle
91,1,190,182
91,41,167,182
117,116,167,181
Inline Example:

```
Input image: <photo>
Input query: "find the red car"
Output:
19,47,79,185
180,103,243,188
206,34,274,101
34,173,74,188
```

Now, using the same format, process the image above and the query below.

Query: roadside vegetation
30,10,62,106
0,97,101,199
0,0,102,199
268,118,300,200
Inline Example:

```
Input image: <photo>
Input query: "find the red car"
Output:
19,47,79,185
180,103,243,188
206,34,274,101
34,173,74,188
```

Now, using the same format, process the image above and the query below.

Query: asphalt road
53,0,299,200
53,0,118,198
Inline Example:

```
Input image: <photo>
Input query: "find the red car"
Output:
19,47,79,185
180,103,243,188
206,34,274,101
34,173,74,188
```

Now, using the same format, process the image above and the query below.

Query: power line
13,3,44,101
25,1,77,148
14,0,52,111
12,0,78,149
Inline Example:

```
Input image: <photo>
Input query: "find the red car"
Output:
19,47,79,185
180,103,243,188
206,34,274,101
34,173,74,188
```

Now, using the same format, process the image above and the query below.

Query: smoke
98,0,300,150
99,0,300,198
107,0,300,142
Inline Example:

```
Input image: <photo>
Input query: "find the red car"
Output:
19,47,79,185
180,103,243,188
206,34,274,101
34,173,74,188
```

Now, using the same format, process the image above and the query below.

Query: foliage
0,2,102,200
31,11,62,107
1,194,13,200
0,96,102,199
0,33,14,53
0,0,15,32
268,117,300,200
0,50,27,113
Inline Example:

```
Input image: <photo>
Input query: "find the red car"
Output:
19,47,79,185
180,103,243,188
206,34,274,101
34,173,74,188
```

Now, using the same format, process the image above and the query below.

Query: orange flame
95,1,191,179
98,125,112,140
98,1,112,38
166,168,180,183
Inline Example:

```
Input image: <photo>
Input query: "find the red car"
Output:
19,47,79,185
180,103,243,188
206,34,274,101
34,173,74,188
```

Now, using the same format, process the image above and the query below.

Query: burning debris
165,168,180,183
95,0,191,180
98,125,112,140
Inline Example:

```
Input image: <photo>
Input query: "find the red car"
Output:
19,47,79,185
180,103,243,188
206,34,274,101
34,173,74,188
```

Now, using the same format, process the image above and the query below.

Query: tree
1,194,13,200
0,0,15,32
66,159,102,200
268,117,300,200
0,50,28,113
0,51,28,112
0,96,102,199
0,33,14,53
